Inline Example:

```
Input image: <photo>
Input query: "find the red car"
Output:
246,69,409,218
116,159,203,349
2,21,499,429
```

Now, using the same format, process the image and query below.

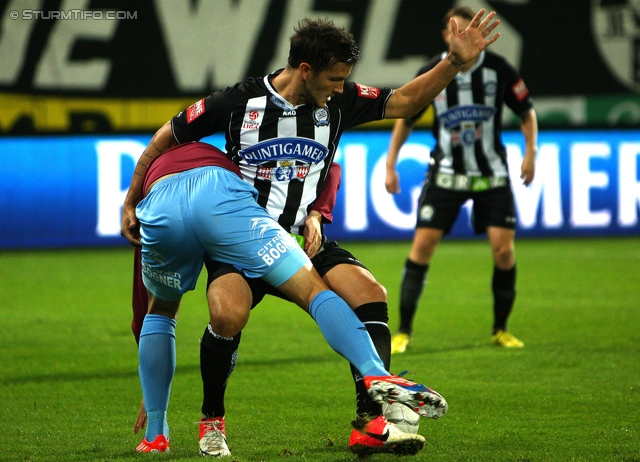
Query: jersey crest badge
484,82,497,96
275,165,294,181
313,107,330,127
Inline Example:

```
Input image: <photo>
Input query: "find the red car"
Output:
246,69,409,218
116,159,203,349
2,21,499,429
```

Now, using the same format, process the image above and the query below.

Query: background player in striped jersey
122,10,500,457
385,6,537,354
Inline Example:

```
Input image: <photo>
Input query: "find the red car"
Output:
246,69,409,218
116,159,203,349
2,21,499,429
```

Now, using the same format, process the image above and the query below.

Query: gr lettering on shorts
258,232,296,266
142,264,182,289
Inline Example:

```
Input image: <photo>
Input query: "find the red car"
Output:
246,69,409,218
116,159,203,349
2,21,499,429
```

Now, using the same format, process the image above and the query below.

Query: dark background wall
1,0,638,133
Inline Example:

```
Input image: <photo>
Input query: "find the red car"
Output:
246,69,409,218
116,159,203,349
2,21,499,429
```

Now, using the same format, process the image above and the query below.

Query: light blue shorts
136,166,309,301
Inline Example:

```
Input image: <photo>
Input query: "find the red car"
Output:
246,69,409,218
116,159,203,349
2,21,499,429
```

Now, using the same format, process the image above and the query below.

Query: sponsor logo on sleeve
355,83,380,99
186,98,205,123
511,79,529,102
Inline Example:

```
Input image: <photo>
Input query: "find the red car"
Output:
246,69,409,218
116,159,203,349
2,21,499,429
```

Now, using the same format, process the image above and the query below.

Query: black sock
200,325,241,418
492,265,516,333
398,259,429,334
349,302,390,417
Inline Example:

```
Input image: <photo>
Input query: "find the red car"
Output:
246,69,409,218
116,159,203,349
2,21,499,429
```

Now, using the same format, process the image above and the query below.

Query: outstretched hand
449,9,500,66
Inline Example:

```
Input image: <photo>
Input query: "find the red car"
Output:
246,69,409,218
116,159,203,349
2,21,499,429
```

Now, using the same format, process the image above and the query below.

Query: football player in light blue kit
132,142,447,453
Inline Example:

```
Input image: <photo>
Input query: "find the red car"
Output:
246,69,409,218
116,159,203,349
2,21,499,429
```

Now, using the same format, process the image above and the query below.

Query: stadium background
1,0,639,248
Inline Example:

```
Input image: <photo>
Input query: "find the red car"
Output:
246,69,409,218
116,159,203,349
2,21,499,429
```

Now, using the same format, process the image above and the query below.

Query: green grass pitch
1,237,638,461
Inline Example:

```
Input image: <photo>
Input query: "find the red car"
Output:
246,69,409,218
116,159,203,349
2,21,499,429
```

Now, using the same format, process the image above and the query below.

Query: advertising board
1,130,638,249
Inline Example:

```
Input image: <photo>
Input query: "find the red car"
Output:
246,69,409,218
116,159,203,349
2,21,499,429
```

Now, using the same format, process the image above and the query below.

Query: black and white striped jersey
171,69,392,234
414,51,533,178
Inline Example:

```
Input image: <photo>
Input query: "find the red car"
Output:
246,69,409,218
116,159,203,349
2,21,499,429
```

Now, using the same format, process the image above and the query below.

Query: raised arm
121,121,177,246
385,9,500,119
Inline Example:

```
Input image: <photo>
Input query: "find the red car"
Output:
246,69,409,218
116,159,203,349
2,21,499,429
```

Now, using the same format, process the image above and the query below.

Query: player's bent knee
207,297,251,337
359,280,387,303
208,316,246,338
374,281,388,301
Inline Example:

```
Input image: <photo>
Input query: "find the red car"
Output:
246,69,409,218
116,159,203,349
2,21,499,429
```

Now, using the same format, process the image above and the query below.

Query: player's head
288,18,360,73
442,6,475,44
288,18,360,107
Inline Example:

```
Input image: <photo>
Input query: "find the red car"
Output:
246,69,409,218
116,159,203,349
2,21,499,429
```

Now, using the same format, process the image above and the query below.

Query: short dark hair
288,18,360,72
442,6,475,30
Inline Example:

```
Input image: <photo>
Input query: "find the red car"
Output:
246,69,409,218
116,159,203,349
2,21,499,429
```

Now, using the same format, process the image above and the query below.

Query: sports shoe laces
203,420,222,431
196,419,225,440
198,418,226,440
388,371,426,390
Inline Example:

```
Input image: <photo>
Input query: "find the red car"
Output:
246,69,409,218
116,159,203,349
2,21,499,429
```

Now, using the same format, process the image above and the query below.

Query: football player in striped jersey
122,9,500,456
385,6,537,354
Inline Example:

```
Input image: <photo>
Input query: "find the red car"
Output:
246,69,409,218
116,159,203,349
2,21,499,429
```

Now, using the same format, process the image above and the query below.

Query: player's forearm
124,121,177,206
387,119,415,168
307,210,323,224
520,109,538,158
385,58,459,119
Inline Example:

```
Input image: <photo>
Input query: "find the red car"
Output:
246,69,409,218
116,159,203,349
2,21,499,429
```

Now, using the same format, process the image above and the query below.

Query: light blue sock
308,290,388,377
139,314,177,441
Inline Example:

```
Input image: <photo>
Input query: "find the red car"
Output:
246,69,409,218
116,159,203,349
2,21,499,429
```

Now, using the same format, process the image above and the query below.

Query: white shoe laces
199,419,224,433
198,419,229,454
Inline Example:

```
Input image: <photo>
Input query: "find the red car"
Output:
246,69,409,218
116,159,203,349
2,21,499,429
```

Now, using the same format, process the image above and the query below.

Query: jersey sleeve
501,59,534,118
171,88,235,143
311,162,341,224
338,82,393,128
